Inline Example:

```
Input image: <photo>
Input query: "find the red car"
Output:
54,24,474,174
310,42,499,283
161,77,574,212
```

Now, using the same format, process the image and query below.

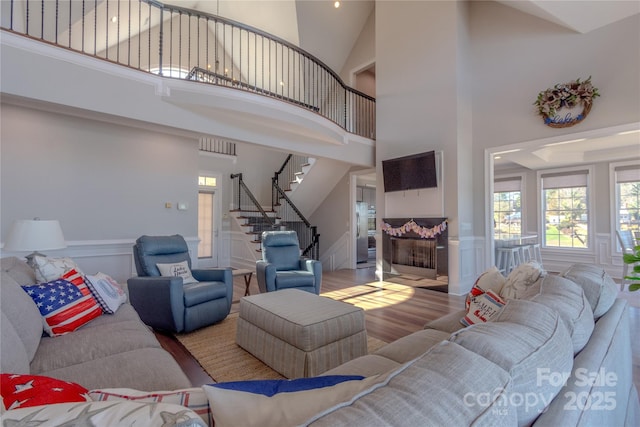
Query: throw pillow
88,387,211,426
0,401,207,426
21,269,103,336
460,290,506,327
499,261,546,300
0,373,91,410
85,273,127,314
31,255,84,283
157,261,198,285
465,266,506,309
203,375,384,427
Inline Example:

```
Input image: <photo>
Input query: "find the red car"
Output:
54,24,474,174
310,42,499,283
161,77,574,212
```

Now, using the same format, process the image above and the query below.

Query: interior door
198,190,218,267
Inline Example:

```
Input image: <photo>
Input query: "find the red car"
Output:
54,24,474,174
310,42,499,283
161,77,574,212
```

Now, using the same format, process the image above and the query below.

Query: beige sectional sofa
308,265,639,426
0,256,191,391
2,256,638,427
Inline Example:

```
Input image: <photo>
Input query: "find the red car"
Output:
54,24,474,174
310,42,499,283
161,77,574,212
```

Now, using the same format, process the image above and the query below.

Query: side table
232,269,254,297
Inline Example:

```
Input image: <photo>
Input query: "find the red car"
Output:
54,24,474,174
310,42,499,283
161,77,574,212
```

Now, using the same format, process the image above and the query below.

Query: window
198,192,214,258
614,164,640,242
198,175,218,259
494,177,522,239
149,67,190,79
540,169,589,248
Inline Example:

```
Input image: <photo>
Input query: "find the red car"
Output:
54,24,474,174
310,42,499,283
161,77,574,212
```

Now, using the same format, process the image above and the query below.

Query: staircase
230,158,320,263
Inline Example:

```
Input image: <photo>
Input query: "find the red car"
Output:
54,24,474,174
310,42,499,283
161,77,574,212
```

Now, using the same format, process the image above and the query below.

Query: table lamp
3,219,67,268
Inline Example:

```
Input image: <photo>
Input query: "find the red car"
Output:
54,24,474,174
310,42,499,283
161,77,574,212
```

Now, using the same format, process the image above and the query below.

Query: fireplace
391,237,437,279
382,217,448,291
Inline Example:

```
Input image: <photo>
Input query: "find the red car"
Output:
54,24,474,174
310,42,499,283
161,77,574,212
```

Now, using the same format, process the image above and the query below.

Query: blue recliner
127,234,233,333
256,230,322,294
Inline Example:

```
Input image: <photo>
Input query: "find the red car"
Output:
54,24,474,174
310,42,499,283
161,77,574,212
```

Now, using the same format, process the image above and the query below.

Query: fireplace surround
382,217,448,291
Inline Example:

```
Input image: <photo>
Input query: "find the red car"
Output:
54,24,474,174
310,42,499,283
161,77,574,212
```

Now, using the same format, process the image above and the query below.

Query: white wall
470,2,640,233
1,103,199,241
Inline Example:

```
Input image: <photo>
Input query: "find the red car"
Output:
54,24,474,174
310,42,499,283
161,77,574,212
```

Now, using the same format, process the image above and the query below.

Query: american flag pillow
22,269,102,337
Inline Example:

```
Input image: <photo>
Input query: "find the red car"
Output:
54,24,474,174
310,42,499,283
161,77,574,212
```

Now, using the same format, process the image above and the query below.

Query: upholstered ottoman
236,289,367,378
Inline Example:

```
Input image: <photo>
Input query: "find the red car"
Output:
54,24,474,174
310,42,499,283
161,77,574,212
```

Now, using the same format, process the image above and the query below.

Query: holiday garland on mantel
380,219,447,239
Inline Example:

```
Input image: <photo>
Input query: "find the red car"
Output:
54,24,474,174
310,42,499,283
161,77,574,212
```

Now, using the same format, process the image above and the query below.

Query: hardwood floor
157,267,640,396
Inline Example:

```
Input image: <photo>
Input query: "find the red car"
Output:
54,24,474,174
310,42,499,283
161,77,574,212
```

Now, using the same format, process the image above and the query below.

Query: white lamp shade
3,219,67,252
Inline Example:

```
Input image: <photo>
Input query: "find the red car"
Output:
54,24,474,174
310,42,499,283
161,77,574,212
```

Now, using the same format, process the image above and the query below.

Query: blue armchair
256,230,322,294
127,234,233,333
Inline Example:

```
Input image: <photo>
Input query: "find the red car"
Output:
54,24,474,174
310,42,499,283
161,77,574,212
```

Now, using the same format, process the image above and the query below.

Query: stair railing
230,173,276,238
272,154,309,209
1,0,376,139
272,177,320,259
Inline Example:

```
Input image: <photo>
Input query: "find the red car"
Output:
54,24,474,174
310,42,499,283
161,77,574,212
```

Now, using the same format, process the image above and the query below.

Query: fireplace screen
390,237,437,278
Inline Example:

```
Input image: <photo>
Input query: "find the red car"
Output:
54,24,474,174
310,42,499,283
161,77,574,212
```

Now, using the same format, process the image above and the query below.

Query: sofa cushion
22,270,103,337
1,256,37,285
31,255,84,282
307,341,516,426
30,320,162,374
461,289,506,326
0,312,30,374
465,266,506,309
88,387,211,427
157,260,199,285
519,275,594,354
0,400,207,426
85,273,127,314
449,299,574,427
0,271,43,361
1,373,91,410
203,375,382,427
374,329,450,364
500,261,545,300
36,347,192,391
560,263,618,318
423,308,467,333
321,355,402,378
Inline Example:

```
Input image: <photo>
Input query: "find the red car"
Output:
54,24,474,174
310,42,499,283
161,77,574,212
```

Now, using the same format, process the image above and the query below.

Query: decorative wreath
534,76,599,128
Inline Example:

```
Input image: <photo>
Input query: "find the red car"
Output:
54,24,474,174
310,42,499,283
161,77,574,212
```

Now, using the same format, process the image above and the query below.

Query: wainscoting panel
319,232,351,272
2,236,201,284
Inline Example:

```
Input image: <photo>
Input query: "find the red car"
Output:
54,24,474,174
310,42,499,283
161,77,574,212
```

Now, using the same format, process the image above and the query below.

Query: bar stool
530,243,542,264
496,246,523,276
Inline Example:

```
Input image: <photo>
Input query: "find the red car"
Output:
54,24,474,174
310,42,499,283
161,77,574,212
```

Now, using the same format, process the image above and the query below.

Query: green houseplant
623,244,640,292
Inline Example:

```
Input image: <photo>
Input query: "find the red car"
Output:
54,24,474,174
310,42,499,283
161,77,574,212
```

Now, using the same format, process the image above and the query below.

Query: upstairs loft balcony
0,0,375,142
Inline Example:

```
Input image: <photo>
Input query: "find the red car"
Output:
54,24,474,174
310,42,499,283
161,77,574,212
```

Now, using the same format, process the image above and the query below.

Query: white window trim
537,165,594,253
494,172,526,234
610,160,640,253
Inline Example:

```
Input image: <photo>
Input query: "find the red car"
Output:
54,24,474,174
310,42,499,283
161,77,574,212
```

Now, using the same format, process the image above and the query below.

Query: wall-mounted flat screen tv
382,150,437,192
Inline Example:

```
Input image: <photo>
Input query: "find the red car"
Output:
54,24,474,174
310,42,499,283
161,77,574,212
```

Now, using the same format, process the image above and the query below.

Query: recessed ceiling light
334,1,340,8
494,156,502,160
279,81,285,86
111,16,118,23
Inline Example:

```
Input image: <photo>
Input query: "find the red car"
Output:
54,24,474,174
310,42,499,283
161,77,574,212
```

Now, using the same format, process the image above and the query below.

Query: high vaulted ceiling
170,1,638,78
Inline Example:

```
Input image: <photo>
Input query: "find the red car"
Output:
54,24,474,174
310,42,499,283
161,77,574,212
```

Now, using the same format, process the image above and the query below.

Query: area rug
175,312,387,383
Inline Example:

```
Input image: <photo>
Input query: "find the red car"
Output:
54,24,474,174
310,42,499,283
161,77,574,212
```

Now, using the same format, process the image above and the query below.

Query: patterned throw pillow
21,269,103,336
500,261,546,300
157,261,199,284
0,401,207,426
465,266,506,309
1,373,91,410
31,255,84,283
88,387,211,426
202,375,383,427
85,273,127,314
460,290,507,327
